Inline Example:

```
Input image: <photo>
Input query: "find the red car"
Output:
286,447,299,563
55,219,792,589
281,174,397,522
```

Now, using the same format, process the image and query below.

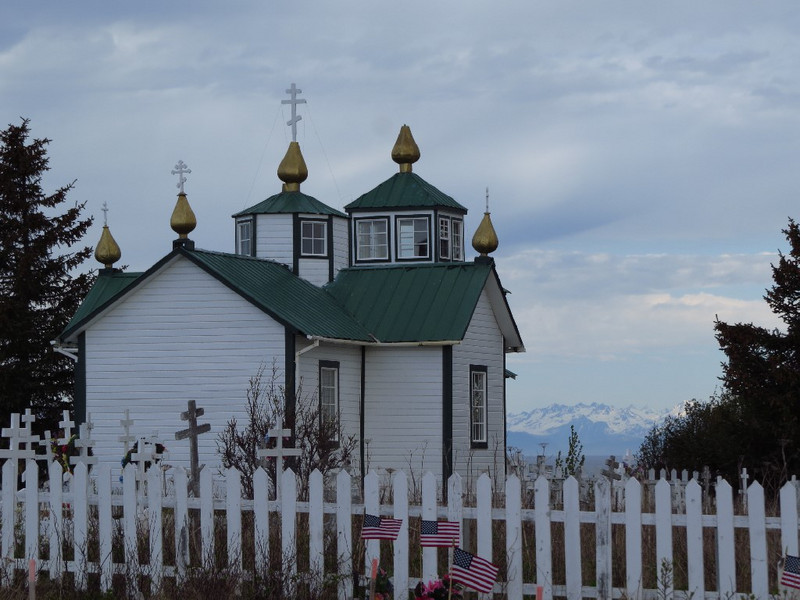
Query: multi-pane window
470,366,487,445
301,221,327,256
237,220,253,256
356,219,388,260
320,361,339,441
439,217,450,259
451,219,463,261
397,217,430,259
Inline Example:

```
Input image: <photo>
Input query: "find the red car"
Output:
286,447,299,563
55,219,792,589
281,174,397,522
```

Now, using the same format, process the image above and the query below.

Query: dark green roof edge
234,191,347,218
344,172,467,212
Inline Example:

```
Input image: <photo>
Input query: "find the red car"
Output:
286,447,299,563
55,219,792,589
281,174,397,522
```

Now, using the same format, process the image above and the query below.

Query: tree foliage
637,219,800,490
555,424,585,477
0,119,94,431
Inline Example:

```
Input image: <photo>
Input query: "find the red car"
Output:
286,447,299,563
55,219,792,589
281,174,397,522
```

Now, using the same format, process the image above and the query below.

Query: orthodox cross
0,413,38,461
101,201,109,226
70,415,98,469
601,455,622,481
119,409,135,454
41,430,56,463
131,433,168,489
175,400,211,496
257,415,301,499
282,83,306,142
58,409,75,445
171,160,191,194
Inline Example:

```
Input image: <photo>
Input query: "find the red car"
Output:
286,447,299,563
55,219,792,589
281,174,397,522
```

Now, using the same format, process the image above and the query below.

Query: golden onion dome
170,192,197,239
95,225,121,268
277,141,308,192
472,212,499,256
391,125,420,173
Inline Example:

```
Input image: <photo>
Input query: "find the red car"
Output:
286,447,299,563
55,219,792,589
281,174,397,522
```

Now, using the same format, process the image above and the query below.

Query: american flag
420,520,460,547
361,514,402,540
782,555,800,590
451,547,499,593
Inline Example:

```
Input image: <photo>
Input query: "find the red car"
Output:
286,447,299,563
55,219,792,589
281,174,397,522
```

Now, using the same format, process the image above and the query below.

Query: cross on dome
282,83,307,142
101,201,109,226
171,160,192,194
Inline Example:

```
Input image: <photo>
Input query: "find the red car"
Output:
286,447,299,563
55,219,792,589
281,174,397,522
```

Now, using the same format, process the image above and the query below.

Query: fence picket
200,465,214,566
254,468,269,573
227,467,242,572
122,463,138,594
148,463,164,594
281,468,297,577
685,479,705,599
174,466,189,580
364,470,380,580
780,481,799,556
73,463,88,590
48,461,63,579
595,477,612,600
716,480,735,596
535,474,552,600
747,482,768,597
24,460,38,561
2,460,15,560
421,471,437,583
506,474,522,598
97,464,113,592
624,477,642,600
309,469,324,590
564,476,582,600
336,469,352,600
393,470,409,597
655,478,673,597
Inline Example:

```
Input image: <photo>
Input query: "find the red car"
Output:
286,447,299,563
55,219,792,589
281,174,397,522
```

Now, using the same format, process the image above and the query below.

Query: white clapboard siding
255,213,293,265
332,217,349,277
298,257,330,286
363,346,443,481
85,256,286,472
1,464,795,600
451,289,505,478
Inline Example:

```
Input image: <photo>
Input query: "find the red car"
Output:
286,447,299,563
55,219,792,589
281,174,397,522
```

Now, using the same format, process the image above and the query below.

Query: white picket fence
1,459,799,599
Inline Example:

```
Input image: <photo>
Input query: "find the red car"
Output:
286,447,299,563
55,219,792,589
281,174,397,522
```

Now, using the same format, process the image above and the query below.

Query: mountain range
506,402,676,459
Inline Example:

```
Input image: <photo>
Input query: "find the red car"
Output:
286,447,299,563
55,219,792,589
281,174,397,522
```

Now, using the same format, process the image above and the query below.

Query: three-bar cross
175,400,211,496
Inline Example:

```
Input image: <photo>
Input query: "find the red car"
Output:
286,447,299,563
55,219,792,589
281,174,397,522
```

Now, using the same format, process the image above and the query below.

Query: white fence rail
1,459,798,599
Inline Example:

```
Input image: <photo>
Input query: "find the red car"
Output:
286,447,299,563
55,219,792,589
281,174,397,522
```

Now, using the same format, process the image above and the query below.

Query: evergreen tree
0,119,94,432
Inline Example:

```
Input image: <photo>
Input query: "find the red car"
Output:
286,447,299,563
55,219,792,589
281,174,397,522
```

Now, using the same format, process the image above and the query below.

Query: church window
319,361,339,441
356,218,388,261
451,219,463,261
236,219,254,256
470,365,487,447
439,217,450,259
301,220,327,256
397,216,430,259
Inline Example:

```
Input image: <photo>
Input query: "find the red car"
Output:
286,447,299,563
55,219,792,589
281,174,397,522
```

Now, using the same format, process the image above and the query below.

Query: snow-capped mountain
506,402,675,458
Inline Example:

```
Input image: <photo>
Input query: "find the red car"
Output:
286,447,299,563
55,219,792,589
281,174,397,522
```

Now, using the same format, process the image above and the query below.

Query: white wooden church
56,98,524,487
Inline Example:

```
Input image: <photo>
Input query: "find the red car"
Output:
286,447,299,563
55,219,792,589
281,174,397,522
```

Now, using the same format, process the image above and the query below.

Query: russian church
56,99,525,487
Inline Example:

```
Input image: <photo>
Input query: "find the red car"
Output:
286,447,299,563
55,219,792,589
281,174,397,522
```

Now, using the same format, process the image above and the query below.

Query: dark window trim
319,359,340,444
451,217,464,262
353,216,391,264
394,213,432,262
236,217,255,257
469,364,488,449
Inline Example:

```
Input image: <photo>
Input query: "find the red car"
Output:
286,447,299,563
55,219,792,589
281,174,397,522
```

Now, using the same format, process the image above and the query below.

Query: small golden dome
95,225,121,268
170,192,197,239
277,141,308,192
472,212,499,256
391,125,420,173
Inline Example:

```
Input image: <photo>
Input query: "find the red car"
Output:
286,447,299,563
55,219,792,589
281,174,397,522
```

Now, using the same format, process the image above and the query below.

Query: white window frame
470,366,487,446
301,220,327,256
320,361,339,441
356,218,389,261
451,219,463,261
397,216,430,259
439,217,450,260
237,219,253,256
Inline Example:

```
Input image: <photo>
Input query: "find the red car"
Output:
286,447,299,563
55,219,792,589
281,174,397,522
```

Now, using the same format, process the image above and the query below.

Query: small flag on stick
361,513,402,540
420,520,460,547
451,547,499,594
781,555,800,590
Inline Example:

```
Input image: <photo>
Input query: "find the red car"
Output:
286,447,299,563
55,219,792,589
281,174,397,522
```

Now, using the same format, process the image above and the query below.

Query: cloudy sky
2,2,797,413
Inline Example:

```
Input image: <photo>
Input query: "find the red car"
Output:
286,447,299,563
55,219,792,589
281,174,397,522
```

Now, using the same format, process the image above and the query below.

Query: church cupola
170,160,196,250
94,201,121,271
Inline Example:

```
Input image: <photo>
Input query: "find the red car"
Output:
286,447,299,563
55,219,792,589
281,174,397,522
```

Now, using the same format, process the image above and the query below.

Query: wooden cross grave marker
70,415,98,469
58,409,74,445
131,433,168,492
0,412,40,485
175,400,211,496
119,409,135,454
257,415,301,500
601,455,622,482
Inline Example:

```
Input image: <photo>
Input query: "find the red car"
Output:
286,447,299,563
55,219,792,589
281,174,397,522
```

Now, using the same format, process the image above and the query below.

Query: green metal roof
186,250,371,340
233,191,347,218
62,270,143,336
344,172,467,213
324,262,491,342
